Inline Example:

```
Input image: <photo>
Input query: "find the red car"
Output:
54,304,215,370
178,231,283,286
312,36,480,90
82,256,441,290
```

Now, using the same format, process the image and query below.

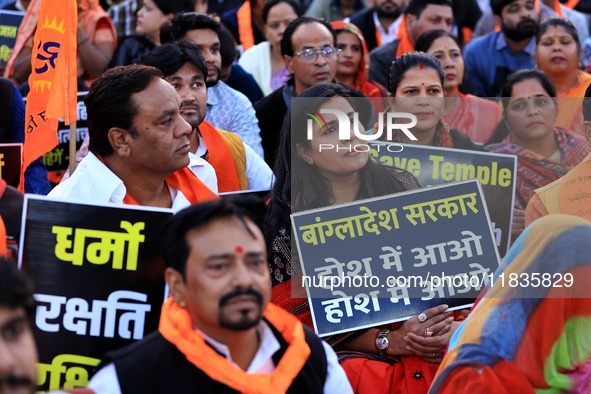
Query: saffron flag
20,0,77,191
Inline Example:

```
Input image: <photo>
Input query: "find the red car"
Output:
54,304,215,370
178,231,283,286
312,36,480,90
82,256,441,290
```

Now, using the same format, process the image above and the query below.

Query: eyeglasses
293,47,341,64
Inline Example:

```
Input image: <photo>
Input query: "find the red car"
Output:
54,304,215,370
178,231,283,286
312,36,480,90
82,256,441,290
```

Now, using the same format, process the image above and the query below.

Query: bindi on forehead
235,245,244,254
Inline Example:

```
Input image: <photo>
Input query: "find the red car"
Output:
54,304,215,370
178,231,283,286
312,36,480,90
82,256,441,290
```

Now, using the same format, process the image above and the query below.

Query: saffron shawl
430,214,591,393
442,92,501,144
486,126,590,209
555,70,591,137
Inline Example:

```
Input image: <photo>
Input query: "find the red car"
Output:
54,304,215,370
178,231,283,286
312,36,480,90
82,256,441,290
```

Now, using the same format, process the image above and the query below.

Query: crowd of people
2,0,591,392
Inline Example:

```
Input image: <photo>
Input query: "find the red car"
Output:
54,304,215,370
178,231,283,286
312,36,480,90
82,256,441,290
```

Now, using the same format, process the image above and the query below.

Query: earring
180,301,186,308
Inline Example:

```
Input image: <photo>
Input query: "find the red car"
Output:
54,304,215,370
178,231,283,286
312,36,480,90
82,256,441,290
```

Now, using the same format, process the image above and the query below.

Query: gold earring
180,301,186,307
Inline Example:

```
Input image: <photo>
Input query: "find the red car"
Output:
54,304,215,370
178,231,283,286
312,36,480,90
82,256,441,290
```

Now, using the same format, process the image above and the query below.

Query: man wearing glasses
254,16,371,166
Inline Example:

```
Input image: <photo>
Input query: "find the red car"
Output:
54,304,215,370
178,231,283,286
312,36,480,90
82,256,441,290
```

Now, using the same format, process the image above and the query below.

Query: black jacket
349,8,379,52
99,323,327,394
107,35,155,69
368,39,400,89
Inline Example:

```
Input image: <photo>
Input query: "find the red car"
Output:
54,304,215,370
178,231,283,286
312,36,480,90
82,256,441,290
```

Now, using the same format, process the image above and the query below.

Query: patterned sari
486,127,590,209
431,214,591,393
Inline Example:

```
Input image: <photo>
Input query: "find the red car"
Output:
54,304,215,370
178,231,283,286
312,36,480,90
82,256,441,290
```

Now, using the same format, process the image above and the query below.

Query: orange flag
20,0,77,192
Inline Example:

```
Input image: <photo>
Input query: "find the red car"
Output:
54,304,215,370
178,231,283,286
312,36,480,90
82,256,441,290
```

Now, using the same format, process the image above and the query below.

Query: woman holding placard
267,82,461,394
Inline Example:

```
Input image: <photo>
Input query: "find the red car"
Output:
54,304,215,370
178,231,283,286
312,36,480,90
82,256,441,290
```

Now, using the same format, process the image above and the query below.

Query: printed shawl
431,214,591,393
487,126,590,209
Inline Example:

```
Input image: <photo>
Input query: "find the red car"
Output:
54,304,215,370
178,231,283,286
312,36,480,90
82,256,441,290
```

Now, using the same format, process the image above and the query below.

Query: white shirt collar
372,11,401,45
196,321,280,373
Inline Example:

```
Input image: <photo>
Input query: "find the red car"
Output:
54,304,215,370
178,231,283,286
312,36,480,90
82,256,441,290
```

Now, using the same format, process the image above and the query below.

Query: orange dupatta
395,15,413,57
237,1,255,52
158,298,311,394
555,70,591,136
564,0,580,8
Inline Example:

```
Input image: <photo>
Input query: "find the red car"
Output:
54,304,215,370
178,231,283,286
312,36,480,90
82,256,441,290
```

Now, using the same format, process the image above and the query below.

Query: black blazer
349,8,379,52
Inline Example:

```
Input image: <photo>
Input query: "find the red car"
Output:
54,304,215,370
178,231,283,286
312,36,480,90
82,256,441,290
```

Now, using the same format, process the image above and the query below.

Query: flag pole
69,122,76,175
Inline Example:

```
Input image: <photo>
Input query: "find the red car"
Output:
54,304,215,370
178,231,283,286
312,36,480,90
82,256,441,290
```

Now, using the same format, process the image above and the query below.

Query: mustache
219,288,263,308
517,18,537,29
207,64,220,74
181,103,200,111
0,374,35,389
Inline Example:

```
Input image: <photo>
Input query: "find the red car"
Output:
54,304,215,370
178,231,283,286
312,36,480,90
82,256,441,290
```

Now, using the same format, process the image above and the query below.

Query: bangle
77,36,90,46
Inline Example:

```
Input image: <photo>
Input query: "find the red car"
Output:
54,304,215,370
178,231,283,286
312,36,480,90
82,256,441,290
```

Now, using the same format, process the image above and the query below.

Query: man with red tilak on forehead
88,196,352,394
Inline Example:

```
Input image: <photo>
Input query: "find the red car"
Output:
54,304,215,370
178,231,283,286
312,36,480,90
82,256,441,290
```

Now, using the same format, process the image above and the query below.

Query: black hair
500,69,557,118
151,0,196,15
536,17,581,58
268,83,415,235
162,196,269,280
86,65,163,157
160,12,223,45
218,25,239,68
490,0,528,17
0,258,35,320
405,0,453,18
262,0,302,24
414,29,461,53
388,51,444,95
142,39,208,80
281,16,337,57
484,69,558,144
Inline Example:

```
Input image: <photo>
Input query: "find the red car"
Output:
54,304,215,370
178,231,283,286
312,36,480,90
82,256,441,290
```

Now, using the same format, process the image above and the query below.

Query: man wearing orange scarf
368,0,453,88
49,64,217,210
142,41,274,194
88,197,352,393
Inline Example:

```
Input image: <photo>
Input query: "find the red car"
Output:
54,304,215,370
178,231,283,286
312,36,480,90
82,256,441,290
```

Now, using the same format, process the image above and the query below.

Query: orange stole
395,15,414,57
237,1,255,52
123,167,217,205
159,299,311,394
198,121,244,192
555,70,591,136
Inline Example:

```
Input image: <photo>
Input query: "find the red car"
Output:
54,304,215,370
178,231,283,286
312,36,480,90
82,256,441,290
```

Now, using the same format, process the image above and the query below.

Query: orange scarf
122,167,217,205
564,0,580,8
395,15,414,57
237,1,255,52
198,121,242,192
158,298,312,394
